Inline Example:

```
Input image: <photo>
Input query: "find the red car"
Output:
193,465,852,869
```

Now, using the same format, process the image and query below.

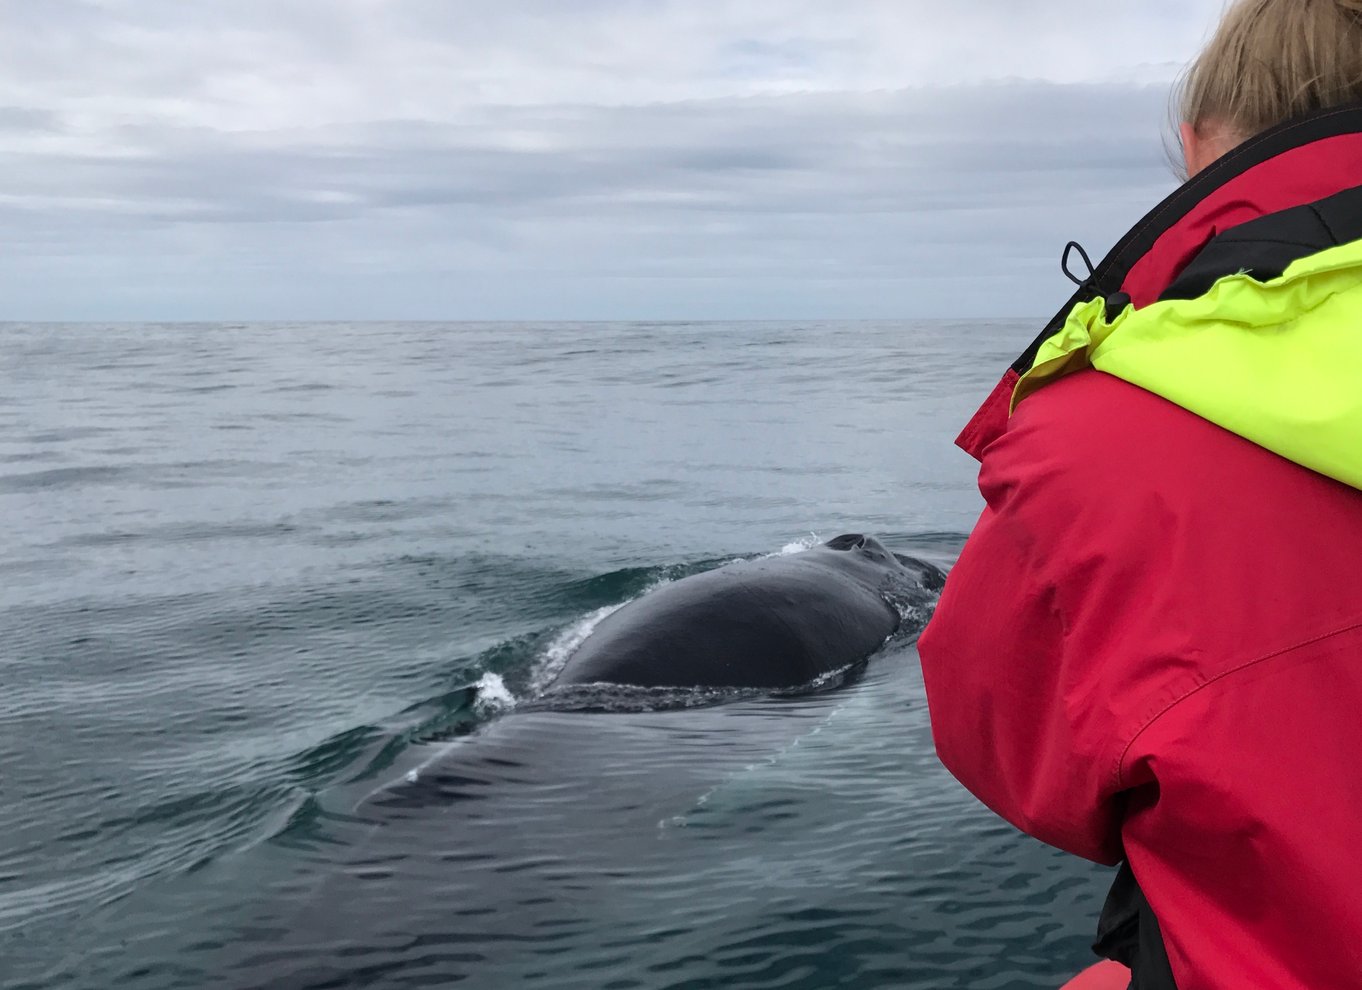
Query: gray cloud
0,107,62,133
0,1,1220,320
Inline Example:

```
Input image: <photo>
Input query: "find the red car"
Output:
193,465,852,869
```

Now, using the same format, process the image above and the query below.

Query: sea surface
1,321,1112,989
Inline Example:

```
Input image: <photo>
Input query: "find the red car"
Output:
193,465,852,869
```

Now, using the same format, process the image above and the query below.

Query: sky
0,0,1228,321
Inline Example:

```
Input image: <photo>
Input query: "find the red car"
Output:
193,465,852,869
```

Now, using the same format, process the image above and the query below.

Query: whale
543,533,945,696
83,536,948,988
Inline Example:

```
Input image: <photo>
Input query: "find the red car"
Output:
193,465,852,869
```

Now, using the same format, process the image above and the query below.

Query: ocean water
0,321,1112,989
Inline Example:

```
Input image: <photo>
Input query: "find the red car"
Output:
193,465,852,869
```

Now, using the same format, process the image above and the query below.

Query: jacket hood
958,101,1362,494
1018,237,1362,491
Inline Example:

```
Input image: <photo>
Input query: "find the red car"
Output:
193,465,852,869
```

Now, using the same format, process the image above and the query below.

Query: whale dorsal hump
824,533,868,551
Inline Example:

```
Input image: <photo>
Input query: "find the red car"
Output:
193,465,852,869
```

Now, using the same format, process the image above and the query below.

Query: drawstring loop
1061,241,1096,287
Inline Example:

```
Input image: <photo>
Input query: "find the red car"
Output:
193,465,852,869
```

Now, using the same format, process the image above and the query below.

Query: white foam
529,601,631,693
472,672,517,717
778,532,820,556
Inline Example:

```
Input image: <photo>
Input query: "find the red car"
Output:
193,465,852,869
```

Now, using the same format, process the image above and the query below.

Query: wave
283,533,949,790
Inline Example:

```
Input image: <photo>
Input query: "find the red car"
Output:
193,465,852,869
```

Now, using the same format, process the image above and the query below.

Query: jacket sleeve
918,397,1126,865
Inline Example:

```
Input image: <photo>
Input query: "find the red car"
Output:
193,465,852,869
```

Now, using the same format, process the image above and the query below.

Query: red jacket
919,105,1362,989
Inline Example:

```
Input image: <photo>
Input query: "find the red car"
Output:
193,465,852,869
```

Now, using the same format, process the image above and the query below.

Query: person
916,1,1362,988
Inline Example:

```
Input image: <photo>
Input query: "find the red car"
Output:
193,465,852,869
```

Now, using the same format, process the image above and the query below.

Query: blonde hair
1181,0,1362,141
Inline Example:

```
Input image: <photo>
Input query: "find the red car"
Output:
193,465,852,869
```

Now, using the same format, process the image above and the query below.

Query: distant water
0,321,1111,989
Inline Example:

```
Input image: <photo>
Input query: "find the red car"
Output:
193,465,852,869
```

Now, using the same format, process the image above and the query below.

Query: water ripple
0,321,1109,990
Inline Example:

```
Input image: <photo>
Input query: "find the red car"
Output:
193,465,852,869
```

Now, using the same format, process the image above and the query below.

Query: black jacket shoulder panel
1160,183,1362,301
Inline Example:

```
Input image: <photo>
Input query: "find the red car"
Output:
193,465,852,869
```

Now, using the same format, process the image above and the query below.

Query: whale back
548,537,939,691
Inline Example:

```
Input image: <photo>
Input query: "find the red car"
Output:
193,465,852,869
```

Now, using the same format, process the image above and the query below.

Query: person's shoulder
1000,369,1210,473
1010,369,1183,440
979,368,1236,521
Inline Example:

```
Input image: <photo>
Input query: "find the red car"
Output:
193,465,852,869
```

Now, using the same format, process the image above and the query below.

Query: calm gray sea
1,321,1111,989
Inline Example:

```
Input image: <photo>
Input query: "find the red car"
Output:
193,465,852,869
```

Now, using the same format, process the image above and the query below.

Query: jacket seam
1114,618,1362,789
1309,201,1342,245
1210,235,1331,250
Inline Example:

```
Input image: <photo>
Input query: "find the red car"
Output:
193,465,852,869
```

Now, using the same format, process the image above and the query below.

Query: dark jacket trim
1095,863,1179,990
1160,183,1362,300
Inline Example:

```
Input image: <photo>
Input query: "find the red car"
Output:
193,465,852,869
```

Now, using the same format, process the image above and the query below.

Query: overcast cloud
0,0,1225,320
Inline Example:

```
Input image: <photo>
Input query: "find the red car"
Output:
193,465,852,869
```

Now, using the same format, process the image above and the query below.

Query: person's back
919,1,1362,986
927,366,1362,986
